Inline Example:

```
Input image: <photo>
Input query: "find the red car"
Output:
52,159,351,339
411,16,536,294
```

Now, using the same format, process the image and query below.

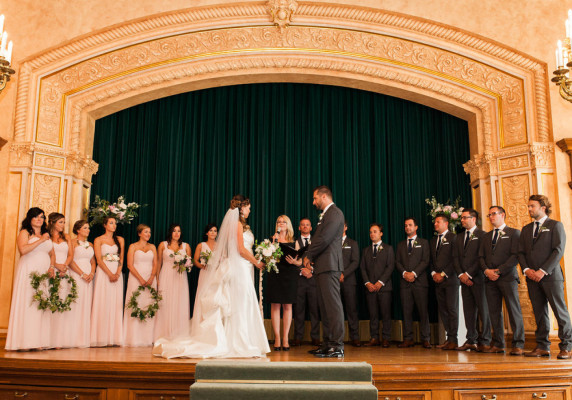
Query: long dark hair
103,216,121,251
230,194,250,231
21,207,48,236
202,223,217,242
48,212,66,242
165,223,182,246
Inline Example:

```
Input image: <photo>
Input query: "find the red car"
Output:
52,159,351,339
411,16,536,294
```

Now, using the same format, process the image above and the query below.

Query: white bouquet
170,250,192,273
103,253,120,262
254,239,283,273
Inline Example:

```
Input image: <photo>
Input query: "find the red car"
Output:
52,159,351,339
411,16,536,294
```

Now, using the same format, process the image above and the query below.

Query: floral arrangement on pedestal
425,196,464,232
85,195,143,226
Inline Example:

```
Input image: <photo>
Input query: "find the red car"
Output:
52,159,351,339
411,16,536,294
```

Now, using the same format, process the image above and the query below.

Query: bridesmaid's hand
41,232,50,242
109,272,119,282
48,266,56,278
255,261,265,270
87,273,95,283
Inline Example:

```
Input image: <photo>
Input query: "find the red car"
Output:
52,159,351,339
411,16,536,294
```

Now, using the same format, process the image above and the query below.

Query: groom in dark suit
519,195,572,359
303,185,346,358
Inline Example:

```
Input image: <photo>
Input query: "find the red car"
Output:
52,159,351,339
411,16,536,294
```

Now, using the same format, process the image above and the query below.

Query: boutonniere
78,240,90,249
413,240,419,246
498,230,506,237
469,233,477,240
318,212,324,222
441,237,448,244
539,226,550,233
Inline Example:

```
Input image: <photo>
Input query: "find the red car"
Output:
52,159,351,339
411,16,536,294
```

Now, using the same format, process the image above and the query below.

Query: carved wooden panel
31,173,61,215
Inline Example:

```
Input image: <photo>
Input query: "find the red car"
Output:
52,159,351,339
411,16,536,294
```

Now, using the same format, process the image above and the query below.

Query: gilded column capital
65,152,99,183
9,142,35,168
529,142,555,169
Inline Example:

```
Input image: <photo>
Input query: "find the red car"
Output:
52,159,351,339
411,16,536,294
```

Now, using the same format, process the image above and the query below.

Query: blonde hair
276,215,294,242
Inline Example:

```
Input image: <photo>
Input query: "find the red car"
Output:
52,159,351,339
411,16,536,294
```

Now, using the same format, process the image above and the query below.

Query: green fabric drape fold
92,83,471,320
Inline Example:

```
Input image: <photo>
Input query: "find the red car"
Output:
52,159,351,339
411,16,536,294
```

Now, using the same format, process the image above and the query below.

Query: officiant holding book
303,186,346,358
266,215,300,351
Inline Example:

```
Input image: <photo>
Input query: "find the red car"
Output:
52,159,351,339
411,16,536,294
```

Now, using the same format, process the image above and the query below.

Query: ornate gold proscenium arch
1,1,558,332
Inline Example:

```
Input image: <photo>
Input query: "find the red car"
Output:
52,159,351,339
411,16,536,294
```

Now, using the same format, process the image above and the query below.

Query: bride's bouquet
170,250,192,273
254,239,283,273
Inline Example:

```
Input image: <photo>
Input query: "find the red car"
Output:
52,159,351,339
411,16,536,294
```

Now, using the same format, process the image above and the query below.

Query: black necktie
533,222,540,239
464,231,470,249
492,228,499,246
436,234,443,251
373,244,378,258
304,238,309,247
407,239,413,253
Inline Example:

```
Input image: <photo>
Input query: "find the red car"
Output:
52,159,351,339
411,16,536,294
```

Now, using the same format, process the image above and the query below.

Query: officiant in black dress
266,215,300,351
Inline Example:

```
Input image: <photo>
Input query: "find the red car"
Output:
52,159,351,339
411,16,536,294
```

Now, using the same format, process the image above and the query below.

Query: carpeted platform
190,361,378,399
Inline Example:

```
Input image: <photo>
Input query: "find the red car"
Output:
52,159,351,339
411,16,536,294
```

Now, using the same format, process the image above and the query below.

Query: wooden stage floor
2,343,572,399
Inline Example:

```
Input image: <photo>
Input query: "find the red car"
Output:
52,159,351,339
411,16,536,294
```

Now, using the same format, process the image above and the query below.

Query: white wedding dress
152,208,270,358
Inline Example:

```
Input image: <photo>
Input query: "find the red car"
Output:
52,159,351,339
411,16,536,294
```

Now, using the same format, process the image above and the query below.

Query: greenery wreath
30,271,78,313
126,285,162,321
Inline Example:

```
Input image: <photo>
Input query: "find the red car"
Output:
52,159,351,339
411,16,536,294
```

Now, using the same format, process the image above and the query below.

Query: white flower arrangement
254,239,283,273
425,196,464,231
85,195,144,226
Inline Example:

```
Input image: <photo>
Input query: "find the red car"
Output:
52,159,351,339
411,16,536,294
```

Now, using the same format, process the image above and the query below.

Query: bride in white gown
153,195,270,358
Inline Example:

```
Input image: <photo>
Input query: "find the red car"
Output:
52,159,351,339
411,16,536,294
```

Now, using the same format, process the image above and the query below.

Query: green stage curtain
92,83,471,321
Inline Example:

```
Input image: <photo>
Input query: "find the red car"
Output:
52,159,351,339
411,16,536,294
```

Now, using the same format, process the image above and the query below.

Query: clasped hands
365,281,383,293
297,256,313,279
525,268,546,282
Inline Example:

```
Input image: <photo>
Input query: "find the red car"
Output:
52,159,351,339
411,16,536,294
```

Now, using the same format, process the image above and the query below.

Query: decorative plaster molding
33,25,525,149
268,0,298,29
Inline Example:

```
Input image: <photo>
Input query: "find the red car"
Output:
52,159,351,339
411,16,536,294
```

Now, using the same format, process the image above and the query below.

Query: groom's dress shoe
315,347,344,358
308,347,327,355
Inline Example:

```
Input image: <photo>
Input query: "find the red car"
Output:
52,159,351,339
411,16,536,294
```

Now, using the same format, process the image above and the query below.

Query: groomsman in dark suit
395,217,431,349
453,208,491,351
430,213,459,350
360,223,394,348
291,218,320,347
479,206,525,355
519,195,572,359
303,186,346,358
340,221,361,347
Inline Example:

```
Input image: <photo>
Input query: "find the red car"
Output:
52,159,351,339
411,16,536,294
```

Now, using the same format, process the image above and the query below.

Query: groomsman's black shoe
315,347,344,358
308,347,327,355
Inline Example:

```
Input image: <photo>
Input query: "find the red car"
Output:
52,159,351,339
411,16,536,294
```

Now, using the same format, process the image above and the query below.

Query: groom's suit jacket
305,204,345,275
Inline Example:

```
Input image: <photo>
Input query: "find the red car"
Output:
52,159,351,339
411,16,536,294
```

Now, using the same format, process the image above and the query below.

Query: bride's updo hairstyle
230,194,250,231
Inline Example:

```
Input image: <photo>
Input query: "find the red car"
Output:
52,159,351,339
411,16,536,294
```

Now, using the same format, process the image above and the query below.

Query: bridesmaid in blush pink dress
5,207,55,351
91,216,125,347
154,224,191,341
48,212,74,349
67,220,96,348
123,224,158,346
192,223,218,302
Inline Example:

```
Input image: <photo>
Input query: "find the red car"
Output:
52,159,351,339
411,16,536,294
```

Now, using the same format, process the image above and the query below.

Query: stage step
190,361,378,399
